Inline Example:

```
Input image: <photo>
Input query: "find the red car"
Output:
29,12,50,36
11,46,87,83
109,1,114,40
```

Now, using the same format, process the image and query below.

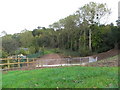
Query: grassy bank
2,66,118,88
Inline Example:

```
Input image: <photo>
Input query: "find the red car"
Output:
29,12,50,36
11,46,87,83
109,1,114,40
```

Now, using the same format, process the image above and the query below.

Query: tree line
1,2,120,58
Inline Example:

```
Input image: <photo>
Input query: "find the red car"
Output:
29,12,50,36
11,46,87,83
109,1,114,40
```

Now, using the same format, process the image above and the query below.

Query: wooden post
7,59,10,69
27,58,29,67
68,58,69,65
18,58,20,68
41,59,43,67
27,58,29,66
33,58,35,62
81,58,83,64
32,58,35,67
80,58,81,64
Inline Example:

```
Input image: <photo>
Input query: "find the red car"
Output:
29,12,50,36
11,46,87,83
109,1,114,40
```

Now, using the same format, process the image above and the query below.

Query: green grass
2,66,118,88
58,49,80,57
43,48,56,55
43,48,80,57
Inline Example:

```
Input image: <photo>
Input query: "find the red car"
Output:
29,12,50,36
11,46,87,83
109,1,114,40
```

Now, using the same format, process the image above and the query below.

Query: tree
19,30,34,47
2,35,19,55
110,25,120,49
76,2,111,51
0,31,7,37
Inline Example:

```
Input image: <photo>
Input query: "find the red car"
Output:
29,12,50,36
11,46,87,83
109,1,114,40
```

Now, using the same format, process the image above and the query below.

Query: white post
96,57,98,61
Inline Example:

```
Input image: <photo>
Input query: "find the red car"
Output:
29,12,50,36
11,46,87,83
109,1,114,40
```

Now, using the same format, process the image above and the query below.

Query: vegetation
1,2,120,58
2,66,118,88
43,48,80,57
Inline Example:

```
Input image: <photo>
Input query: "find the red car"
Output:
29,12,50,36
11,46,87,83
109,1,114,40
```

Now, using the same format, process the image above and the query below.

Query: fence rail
0,58,35,69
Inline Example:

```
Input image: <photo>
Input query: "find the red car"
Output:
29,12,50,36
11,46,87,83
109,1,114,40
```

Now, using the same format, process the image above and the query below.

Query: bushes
29,46,36,54
15,48,29,55
0,50,8,58
79,46,91,56
27,52,43,58
54,48,61,53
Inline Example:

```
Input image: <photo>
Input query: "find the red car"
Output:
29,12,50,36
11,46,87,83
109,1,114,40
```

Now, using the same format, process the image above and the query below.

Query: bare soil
35,54,65,65
89,49,120,61
85,49,120,67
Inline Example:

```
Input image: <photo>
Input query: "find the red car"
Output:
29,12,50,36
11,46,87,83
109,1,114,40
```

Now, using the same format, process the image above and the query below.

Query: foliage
2,35,19,55
0,50,8,58
28,46,36,54
19,30,34,47
79,46,91,56
15,48,29,55
27,51,43,58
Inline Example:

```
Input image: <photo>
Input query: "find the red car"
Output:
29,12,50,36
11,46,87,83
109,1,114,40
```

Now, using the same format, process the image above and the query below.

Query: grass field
2,66,118,88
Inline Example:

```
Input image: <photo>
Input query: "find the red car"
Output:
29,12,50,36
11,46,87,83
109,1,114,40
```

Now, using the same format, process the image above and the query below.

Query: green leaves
19,30,34,47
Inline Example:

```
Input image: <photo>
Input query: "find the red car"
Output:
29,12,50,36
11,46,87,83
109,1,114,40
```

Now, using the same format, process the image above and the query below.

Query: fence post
33,58,34,62
79,58,81,64
33,58,35,67
7,59,10,69
27,58,29,67
68,58,69,65
18,58,20,68
41,59,43,67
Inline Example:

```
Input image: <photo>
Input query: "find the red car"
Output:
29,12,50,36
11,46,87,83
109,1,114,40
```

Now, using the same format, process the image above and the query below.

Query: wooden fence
0,58,36,70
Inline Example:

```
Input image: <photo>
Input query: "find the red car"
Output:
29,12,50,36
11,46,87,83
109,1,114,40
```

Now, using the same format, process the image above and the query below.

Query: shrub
1,50,8,58
79,46,91,56
54,48,61,53
29,46,36,54
15,48,29,55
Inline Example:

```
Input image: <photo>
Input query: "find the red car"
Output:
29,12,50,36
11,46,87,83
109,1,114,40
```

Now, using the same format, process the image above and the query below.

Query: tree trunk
114,42,118,49
84,30,86,48
89,29,92,51
79,38,80,50
57,35,59,48
75,40,77,51
68,35,70,49
71,39,73,51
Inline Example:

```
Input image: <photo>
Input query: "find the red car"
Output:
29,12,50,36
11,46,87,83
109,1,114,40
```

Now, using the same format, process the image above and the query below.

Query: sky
0,0,119,34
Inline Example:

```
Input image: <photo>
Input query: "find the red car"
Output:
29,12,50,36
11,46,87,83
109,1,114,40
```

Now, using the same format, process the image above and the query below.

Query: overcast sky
0,0,119,34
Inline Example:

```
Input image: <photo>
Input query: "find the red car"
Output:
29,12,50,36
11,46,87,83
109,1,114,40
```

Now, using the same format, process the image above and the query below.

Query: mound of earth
88,49,120,61
85,49,120,67
36,54,64,65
